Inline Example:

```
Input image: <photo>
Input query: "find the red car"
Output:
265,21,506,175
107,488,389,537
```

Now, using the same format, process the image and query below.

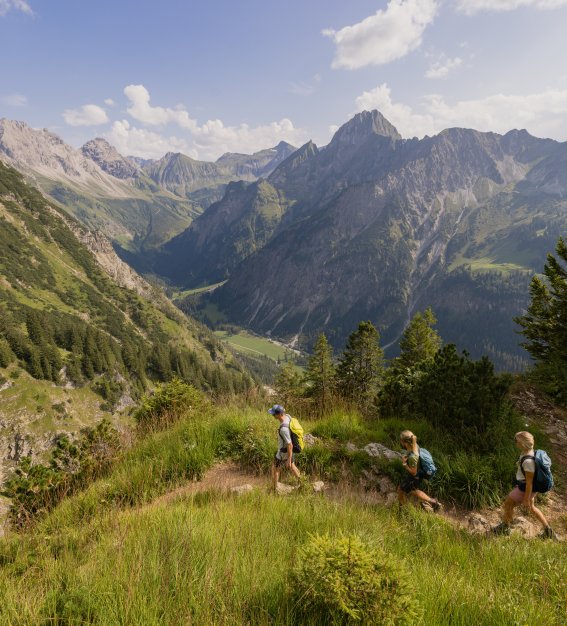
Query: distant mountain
0,161,252,473
0,118,200,252
156,110,567,369
142,141,296,210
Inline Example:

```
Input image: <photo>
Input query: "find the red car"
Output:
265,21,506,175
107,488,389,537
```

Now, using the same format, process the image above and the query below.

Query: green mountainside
0,162,252,474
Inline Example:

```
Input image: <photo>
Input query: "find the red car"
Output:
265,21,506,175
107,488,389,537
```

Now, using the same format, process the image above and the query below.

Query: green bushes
293,533,422,624
2,420,120,529
133,378,210,430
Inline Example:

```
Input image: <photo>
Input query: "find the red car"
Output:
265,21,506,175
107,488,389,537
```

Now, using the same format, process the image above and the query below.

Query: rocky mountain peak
331,110,402,146
81,138,139,179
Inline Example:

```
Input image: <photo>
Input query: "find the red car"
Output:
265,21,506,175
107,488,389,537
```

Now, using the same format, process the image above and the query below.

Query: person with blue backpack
397,430,442,512
492,431,556,539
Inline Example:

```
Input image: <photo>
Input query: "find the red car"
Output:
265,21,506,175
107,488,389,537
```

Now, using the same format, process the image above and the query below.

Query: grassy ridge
1,402,565,625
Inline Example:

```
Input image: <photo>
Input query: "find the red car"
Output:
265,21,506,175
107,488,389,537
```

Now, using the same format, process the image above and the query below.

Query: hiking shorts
273,453,290,468
399,475,422,494
508,486,536,504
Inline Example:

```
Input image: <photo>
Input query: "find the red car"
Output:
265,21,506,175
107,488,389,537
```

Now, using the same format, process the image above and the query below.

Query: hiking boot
491,522,511,536
431,499,443,513
538,526,557,540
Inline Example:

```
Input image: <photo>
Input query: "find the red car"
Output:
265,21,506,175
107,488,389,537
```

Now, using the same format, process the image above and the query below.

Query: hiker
269,404,301,490
492,431,556,539
397,430,442,512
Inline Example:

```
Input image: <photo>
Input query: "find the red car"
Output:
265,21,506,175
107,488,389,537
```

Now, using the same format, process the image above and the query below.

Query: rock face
81,138,140,179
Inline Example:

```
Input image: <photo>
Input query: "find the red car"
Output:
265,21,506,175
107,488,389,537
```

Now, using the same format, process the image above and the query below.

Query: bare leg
290,463,301,480
409,489,438,505
271,463,281,490
502,497,518,524
526,501,549,529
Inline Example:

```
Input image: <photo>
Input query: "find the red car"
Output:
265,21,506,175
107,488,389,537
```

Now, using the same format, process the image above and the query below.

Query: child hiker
492,431,556,539
397,430,442,512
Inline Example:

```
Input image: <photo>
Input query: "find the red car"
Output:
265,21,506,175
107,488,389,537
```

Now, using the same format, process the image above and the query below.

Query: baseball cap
268,404,285,415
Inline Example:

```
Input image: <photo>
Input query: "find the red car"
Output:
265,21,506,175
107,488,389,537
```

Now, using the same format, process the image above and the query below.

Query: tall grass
0,494,565,625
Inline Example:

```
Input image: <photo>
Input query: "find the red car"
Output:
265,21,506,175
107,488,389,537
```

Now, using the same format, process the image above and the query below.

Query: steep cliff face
81,138,140,180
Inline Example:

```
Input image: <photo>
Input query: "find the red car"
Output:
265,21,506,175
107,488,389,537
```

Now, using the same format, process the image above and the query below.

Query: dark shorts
399,475,423,494
273,454,289,468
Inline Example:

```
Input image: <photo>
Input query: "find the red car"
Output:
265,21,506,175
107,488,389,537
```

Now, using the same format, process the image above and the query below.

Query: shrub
293,534,422,624
133,378,209,430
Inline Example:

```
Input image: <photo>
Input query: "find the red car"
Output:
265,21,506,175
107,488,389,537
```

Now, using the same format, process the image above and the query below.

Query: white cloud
0,93,28,106
323,0,438,69
354,83,567,139
457,0,567,14
104,98,115,106
120,84,308,159
63,104,109,127
104,120,193,159
425,56,462,79
0,0,33,16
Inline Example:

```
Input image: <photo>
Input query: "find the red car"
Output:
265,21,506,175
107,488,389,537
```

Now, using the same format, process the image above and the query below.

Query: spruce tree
336,321,384,413
515,236,567,401
305,333,335,410
398,307,442,368
275,361,304,406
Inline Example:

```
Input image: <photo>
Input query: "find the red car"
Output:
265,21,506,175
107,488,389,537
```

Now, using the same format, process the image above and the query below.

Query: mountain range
2,111,567,370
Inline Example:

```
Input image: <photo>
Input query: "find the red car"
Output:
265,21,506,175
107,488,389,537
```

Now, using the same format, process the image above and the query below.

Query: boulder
312,481,326,493
364,443,402,460
468,513,491,534
230,484,253,495
276,482,296,495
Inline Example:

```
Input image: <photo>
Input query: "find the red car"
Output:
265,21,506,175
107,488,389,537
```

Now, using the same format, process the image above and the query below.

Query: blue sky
2,0,567,160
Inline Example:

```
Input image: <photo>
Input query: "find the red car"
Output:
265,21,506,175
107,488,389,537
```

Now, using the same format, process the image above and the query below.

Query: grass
214,329,298,362
1,402,565,625
173,281,227,298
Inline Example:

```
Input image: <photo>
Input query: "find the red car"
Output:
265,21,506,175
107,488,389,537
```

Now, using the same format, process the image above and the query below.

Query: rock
230,484,253,495
377,476,396,494
363,443,402,460
345,442,358,452
303,433,318,447
468,513,491,534
511,516,536,537
312,481,326,493
384,492,399,507
276,482,296,495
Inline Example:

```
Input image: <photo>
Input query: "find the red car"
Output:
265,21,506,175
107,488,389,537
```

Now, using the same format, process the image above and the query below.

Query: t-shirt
516,451,536,482
406,451,419,470
276,414,292,460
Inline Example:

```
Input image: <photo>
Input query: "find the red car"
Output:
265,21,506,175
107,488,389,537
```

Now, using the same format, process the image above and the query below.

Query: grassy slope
1,405,565,625
214,330,295,361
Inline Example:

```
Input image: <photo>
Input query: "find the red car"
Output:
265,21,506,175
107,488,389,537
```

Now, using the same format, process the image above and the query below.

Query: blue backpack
520,450,554,493
418,447,437,479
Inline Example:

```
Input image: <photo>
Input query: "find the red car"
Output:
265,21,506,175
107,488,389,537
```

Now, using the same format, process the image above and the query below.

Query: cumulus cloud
354,82,567,139
457,0,567,14
323,0,438,69
425,55,462,79
104,120,193,159
0,93,28,106
121,84,308,159
63,104,109,127
104,98,115,106
0,0,33,16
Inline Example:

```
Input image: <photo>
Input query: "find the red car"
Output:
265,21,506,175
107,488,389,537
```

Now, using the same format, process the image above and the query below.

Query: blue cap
268,404,285,415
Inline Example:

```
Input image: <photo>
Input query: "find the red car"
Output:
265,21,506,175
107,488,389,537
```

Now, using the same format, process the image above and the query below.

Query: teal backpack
520,450,554,493
417,448,437,479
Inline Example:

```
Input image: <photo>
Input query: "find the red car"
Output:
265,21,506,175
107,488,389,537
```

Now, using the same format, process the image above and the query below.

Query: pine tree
275,361,304,406
305,333,335,410
515,236,567,401
336,321,384,413
397,307,442,368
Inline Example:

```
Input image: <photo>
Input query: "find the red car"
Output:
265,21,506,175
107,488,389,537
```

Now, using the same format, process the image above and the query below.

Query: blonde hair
400,430,418,453
515,431,534,451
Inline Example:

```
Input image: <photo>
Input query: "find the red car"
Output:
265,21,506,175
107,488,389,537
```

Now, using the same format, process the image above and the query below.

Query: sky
1,0,567,160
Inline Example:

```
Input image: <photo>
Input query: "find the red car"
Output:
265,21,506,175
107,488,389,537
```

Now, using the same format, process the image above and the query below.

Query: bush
133,378,210,429
293,534,422,624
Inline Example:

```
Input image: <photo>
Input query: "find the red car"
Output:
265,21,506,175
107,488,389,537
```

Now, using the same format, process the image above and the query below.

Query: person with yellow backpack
268,404,303,490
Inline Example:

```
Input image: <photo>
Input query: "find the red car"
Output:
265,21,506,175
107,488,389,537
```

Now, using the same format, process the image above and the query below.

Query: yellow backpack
280,416,305,453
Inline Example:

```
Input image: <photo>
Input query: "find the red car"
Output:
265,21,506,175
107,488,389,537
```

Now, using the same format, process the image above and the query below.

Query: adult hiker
269,404,301,490
492,431,556,539
397,430,442,512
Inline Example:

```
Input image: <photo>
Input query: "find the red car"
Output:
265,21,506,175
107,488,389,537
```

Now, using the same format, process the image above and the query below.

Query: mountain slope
0,162,252,475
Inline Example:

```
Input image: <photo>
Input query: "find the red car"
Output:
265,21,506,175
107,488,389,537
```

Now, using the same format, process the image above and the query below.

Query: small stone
303,433,318,447
468,513,490,534
345,442,358,452
312,481,326,493
230,484,253,495
385,492,398,507
276,482,296,495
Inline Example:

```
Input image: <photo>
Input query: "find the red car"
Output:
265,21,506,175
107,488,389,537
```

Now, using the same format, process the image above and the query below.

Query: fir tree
275,361,304,406
515,236,567,401
336,321,384,413
305,333,335,410
397,307,442,368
